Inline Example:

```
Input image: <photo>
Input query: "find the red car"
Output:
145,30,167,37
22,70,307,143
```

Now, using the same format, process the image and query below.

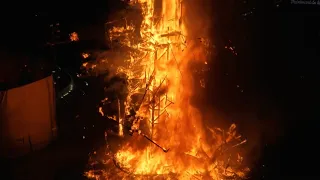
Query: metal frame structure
104,1,186,142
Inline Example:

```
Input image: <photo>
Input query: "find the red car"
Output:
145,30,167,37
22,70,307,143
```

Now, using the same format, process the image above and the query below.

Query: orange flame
86,0,249,179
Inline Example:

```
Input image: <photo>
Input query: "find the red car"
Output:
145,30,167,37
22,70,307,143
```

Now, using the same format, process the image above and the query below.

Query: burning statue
85,0,249,179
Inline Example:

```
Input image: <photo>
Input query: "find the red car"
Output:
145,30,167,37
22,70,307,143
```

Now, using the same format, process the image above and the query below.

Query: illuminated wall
0,75,57,158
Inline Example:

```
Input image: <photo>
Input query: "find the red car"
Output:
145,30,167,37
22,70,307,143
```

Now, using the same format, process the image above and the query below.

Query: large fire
85,0,249,179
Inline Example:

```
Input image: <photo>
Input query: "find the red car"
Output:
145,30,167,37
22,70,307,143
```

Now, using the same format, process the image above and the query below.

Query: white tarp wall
0,75,57,158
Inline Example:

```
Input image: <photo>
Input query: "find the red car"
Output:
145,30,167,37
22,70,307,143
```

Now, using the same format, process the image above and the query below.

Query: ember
69,32,79,41
85,0,249,179
82,53,90,59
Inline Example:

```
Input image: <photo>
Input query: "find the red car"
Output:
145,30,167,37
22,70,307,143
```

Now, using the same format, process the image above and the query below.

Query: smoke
181,0,279,171
183,0,214,39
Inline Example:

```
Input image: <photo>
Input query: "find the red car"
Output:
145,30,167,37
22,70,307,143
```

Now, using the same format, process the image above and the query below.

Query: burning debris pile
84,0,249,179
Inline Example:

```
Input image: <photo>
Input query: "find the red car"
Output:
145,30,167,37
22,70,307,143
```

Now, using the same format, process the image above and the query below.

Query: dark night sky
204,1,320,177
1,0,126,49
248,2,320,177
